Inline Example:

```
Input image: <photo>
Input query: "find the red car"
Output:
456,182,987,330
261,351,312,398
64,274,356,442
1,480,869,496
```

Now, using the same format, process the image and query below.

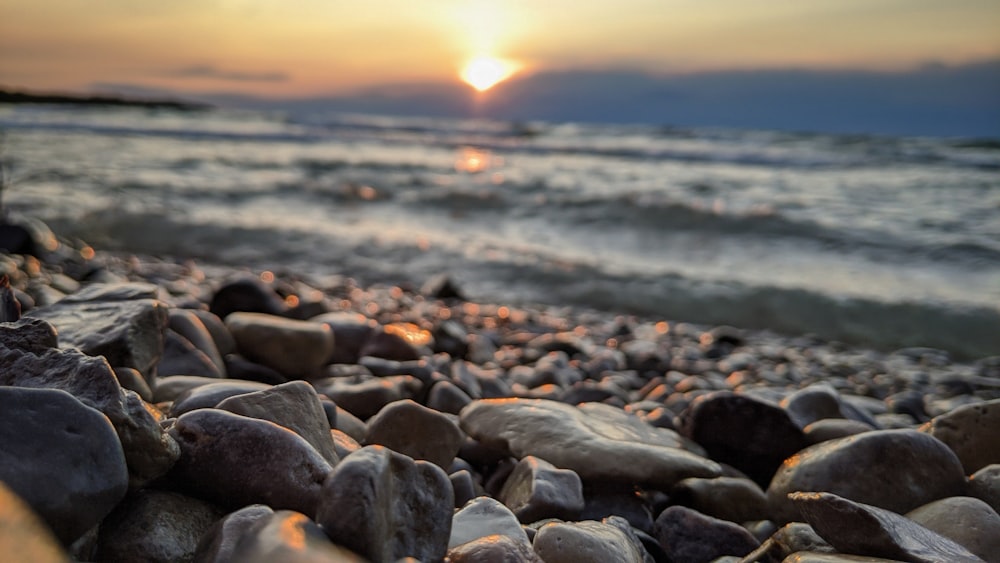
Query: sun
461,56,513,92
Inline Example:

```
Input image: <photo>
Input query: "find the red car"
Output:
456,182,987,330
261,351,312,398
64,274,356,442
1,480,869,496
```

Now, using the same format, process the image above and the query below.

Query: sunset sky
2,0,999,98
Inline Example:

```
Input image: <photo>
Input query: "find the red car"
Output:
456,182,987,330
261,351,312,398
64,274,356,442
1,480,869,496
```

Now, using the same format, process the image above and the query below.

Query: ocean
1,103,998,359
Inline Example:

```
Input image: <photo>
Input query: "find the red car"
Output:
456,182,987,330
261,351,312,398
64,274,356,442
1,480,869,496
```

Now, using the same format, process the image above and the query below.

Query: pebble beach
0,227,998,563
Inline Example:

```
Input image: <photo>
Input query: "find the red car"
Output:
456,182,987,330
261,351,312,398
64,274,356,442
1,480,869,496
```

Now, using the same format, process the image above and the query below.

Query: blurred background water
2,103,999,358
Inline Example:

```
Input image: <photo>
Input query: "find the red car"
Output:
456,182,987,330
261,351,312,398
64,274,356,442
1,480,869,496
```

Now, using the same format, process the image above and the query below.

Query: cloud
166,64,289,83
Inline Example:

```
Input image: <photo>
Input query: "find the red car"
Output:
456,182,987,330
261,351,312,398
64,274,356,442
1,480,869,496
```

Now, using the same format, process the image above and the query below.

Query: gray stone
768,430,967,524
969,465,1000,513
0,387,128,544
533,518,649,563
498,456,584,524
191,309,236,356
316,445,453,562
0,317,58,353
450,496,531,549
95,490,224,563
653,505,760,563
229,510,365,563
669,476,769,523
0,481,69,562
311,311,378,365
314,375,422,420
169,381,272,417
114,367,153,402
450,470,477,508
0,342,179,487
580,484,655,533
804,418,875,445
780,384,848,428
789,491,984,563
158,329,224,378
26,283,169,379
226,312,333,379
447,533,544,563
906,496,1000,563
920,399,1000,474
460,398,720,489
782,553,912,562
364,399,464,469
744,522,835,563
678,391,808,488
331,429,362,460
426,380,473,415
169,308,227,376
192,504,274,563
168,409,332,514
216,380,339,465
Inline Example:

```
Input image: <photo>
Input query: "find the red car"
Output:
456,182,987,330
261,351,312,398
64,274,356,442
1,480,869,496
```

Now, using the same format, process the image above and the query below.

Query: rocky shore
1,232,999,562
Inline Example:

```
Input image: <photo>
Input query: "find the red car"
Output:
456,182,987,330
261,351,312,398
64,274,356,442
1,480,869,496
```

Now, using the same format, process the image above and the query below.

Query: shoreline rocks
1,239,999,561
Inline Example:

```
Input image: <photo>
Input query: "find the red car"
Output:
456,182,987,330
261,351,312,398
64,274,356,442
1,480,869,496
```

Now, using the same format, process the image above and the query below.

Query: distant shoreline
0,88,210,111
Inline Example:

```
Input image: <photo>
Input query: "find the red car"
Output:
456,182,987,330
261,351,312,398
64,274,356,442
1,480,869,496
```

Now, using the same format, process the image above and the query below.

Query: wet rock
653,505,760,563
226,312,333,379
168,409,332,514
26,283,169,379
460,398,720,489
803,418,874,445
768,429,966,524
0,481,69,562
229,510,364,563
920,398,1000,474
168,380,272,417
532,518,649,563
0,387,128,544
215,380,339,465
669,476,769,523
906,496,1000,563
498,456,584,524
449,496,531,549
969,465,1000,513
313,375,422,420
208,277,286,320
678,391,808,488
316,445,453,562
447,533,543,563
789,491,984,563
95,490,224,563
311,311,378,365
158,329,223,378
364,399,464,469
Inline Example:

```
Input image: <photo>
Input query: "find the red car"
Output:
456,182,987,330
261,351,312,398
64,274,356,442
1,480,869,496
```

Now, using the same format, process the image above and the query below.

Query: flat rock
768,429,967,524
168,409,332,514
678,391,808,488
216,380,339,465
906,496,1000,563
449,496,532,549
226,312,333,379
313,375,422,421
364,399,464,469
0,387,128,544
228,510,365,563
460,398,720,489
969,465,1000,513
169,380,272,417
95,490,224,563
498,456,584,524
789,491,984,563
316,445,453,562
447,533,543,563
653,505,760,563
26,283,169,379
0,482,68,563
920,399,1000,474
669,476,769,523
532,518,649,563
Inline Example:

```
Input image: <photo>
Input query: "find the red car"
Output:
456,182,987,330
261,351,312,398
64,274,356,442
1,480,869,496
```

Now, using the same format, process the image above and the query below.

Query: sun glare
461,56,512,92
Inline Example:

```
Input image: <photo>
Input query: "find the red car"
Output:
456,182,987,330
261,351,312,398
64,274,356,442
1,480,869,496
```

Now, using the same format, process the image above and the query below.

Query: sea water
2,103,998,359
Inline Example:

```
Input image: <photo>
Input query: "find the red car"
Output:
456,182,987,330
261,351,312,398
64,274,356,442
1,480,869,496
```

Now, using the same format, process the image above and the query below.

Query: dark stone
580,484,655,533
190,309,236,356
789,491,984,563
358,328,420,361
168,409,332,514
311,311,378,365
886,390,931,423
313,375,422,420
94,490,224,563
920,399,1000,474
229,510,364,563
158,329,224,378
670,476,769,523
432,320,469,359
498,456,584,524
364,399,465,469
225,313,334,379
426,380,473,415
653,505,760,563
0,274,21,322
26,283,169,379
192,504,274,563
421,273,464,300
678,391,808,488
0,317,58,354
208,277,286,320
114,367,153,402
0,387,128,544
215,380,339,465
969,465,1000,514
533,518,650,563
906,497,1000,563
223,354,287,385
449,470,477,508
316,445,453,562
447,533,543,563
169,308,227,376
168,380,272,417
449,496,531,550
